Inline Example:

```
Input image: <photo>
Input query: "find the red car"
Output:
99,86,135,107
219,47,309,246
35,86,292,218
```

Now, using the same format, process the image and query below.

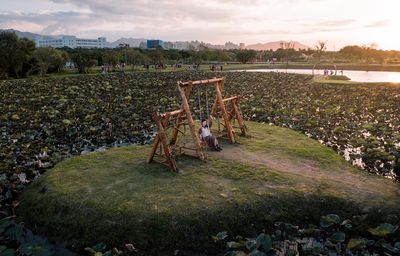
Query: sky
0,0,399,50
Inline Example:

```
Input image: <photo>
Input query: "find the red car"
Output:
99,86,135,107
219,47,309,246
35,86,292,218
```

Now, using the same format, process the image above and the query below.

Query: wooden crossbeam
178,78,224,86
169,109,184,116
172,126,185,135
222,96,239,103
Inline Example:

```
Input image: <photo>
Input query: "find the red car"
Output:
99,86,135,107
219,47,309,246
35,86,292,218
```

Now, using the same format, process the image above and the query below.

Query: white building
173,41,190,50
35,36,107,48
163,41,174,50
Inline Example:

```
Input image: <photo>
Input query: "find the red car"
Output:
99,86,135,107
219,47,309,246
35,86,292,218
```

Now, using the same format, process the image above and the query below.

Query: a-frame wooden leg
210,78,220,117
147,134,160,163
148,112,172,163
231,99,246,135
171,84,192,143
228,102,235,121
215,81,235,143
149,112,178,172
171,111,183,144
210,97,218,118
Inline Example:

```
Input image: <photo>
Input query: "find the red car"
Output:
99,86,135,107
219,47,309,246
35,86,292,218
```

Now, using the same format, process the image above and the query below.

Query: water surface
238,69,400,83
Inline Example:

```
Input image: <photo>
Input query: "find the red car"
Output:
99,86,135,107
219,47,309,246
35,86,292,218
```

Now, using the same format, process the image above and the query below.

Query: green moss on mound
18,122,400,250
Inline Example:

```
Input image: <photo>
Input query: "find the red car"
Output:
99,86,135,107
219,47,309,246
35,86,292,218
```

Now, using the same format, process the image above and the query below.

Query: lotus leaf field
1,72,400,209
1,72,400,192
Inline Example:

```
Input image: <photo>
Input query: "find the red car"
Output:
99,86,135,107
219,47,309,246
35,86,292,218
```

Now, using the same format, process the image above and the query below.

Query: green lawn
18,122,400,250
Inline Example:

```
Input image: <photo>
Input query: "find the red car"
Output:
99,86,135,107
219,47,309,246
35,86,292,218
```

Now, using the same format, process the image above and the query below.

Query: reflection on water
238,69,400,83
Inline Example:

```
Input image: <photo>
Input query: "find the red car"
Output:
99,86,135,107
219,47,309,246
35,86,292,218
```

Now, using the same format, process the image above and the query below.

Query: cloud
50,0,235,21
0,0,398,49
0,10,98,35
365,19,389,28
318,19,356,27
1,0,268,41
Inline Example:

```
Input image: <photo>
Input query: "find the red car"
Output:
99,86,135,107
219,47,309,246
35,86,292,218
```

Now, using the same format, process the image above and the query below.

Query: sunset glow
1,0,399,50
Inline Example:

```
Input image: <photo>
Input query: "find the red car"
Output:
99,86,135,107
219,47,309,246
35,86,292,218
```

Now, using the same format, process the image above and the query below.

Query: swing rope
205,87,209,117
197,88,202,120
198,87,211,120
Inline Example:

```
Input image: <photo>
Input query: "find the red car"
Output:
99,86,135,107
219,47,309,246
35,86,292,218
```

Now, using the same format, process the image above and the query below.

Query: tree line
1,31,400,79
0,32,69,79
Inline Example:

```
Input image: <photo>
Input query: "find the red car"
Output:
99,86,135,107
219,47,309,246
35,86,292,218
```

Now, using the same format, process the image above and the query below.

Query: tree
146,49,165,65
314,40,327,62
214,50,231,62
235,50,257,63
165,50,181,63
178,50,191,62
189,50,203,65
281,41,296,66
0,32,35,79
71,49,97,73
33,47,69,76
362,43,378,71
123,49,147,69
103,51,121,68
339,45,364,61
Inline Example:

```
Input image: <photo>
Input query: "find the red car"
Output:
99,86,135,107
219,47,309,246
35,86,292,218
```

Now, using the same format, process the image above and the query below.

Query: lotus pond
1,71,400,211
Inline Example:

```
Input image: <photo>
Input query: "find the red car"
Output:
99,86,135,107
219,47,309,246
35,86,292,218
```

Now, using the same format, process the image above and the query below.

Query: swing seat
199,136,207,147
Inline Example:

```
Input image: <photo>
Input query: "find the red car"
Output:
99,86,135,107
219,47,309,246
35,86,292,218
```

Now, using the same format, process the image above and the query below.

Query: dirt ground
207,142,400,207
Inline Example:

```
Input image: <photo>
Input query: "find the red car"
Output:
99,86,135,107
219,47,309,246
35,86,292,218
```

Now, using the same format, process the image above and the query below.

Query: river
237,69,400,83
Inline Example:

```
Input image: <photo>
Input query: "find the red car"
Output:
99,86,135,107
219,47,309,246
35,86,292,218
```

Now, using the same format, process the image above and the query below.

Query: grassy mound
326,75,351,80
18,122,400,250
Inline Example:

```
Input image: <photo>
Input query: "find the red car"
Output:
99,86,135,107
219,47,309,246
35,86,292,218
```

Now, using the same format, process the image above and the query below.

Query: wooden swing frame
147,77,246,172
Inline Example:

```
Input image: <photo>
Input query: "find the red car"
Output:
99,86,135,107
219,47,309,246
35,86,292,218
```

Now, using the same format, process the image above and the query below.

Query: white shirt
200,127,211,138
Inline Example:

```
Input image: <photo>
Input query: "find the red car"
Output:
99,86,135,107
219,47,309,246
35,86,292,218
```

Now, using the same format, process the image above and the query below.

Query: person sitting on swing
199,116,222,151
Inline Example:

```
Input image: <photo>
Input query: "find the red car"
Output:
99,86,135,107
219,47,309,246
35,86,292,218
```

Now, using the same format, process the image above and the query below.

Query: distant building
118,43,130,48
139,42,147,49
206,43,224,49
173,41,190,50
190,40,202,49
224,41,239,50
147,39,164,49
35,36,106,48
239,43,245,49
163,41,174,50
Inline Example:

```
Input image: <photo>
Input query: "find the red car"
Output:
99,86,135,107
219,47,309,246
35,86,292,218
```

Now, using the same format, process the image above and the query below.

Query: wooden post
215,81,235,143
171,83,192,143
171,110,183,144
210,96,219,117
231,99,246,135
163,112,171,128
151,112,178,171
147,134,160,163
148,112,170,164
210,78,220,117
177,83,205,160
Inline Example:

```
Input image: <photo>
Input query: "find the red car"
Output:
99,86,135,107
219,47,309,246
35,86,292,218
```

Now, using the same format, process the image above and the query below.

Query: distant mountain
0,29,43,41
0,29,66,41
1,29,311,50
107,37,147,48
246,41,310,51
